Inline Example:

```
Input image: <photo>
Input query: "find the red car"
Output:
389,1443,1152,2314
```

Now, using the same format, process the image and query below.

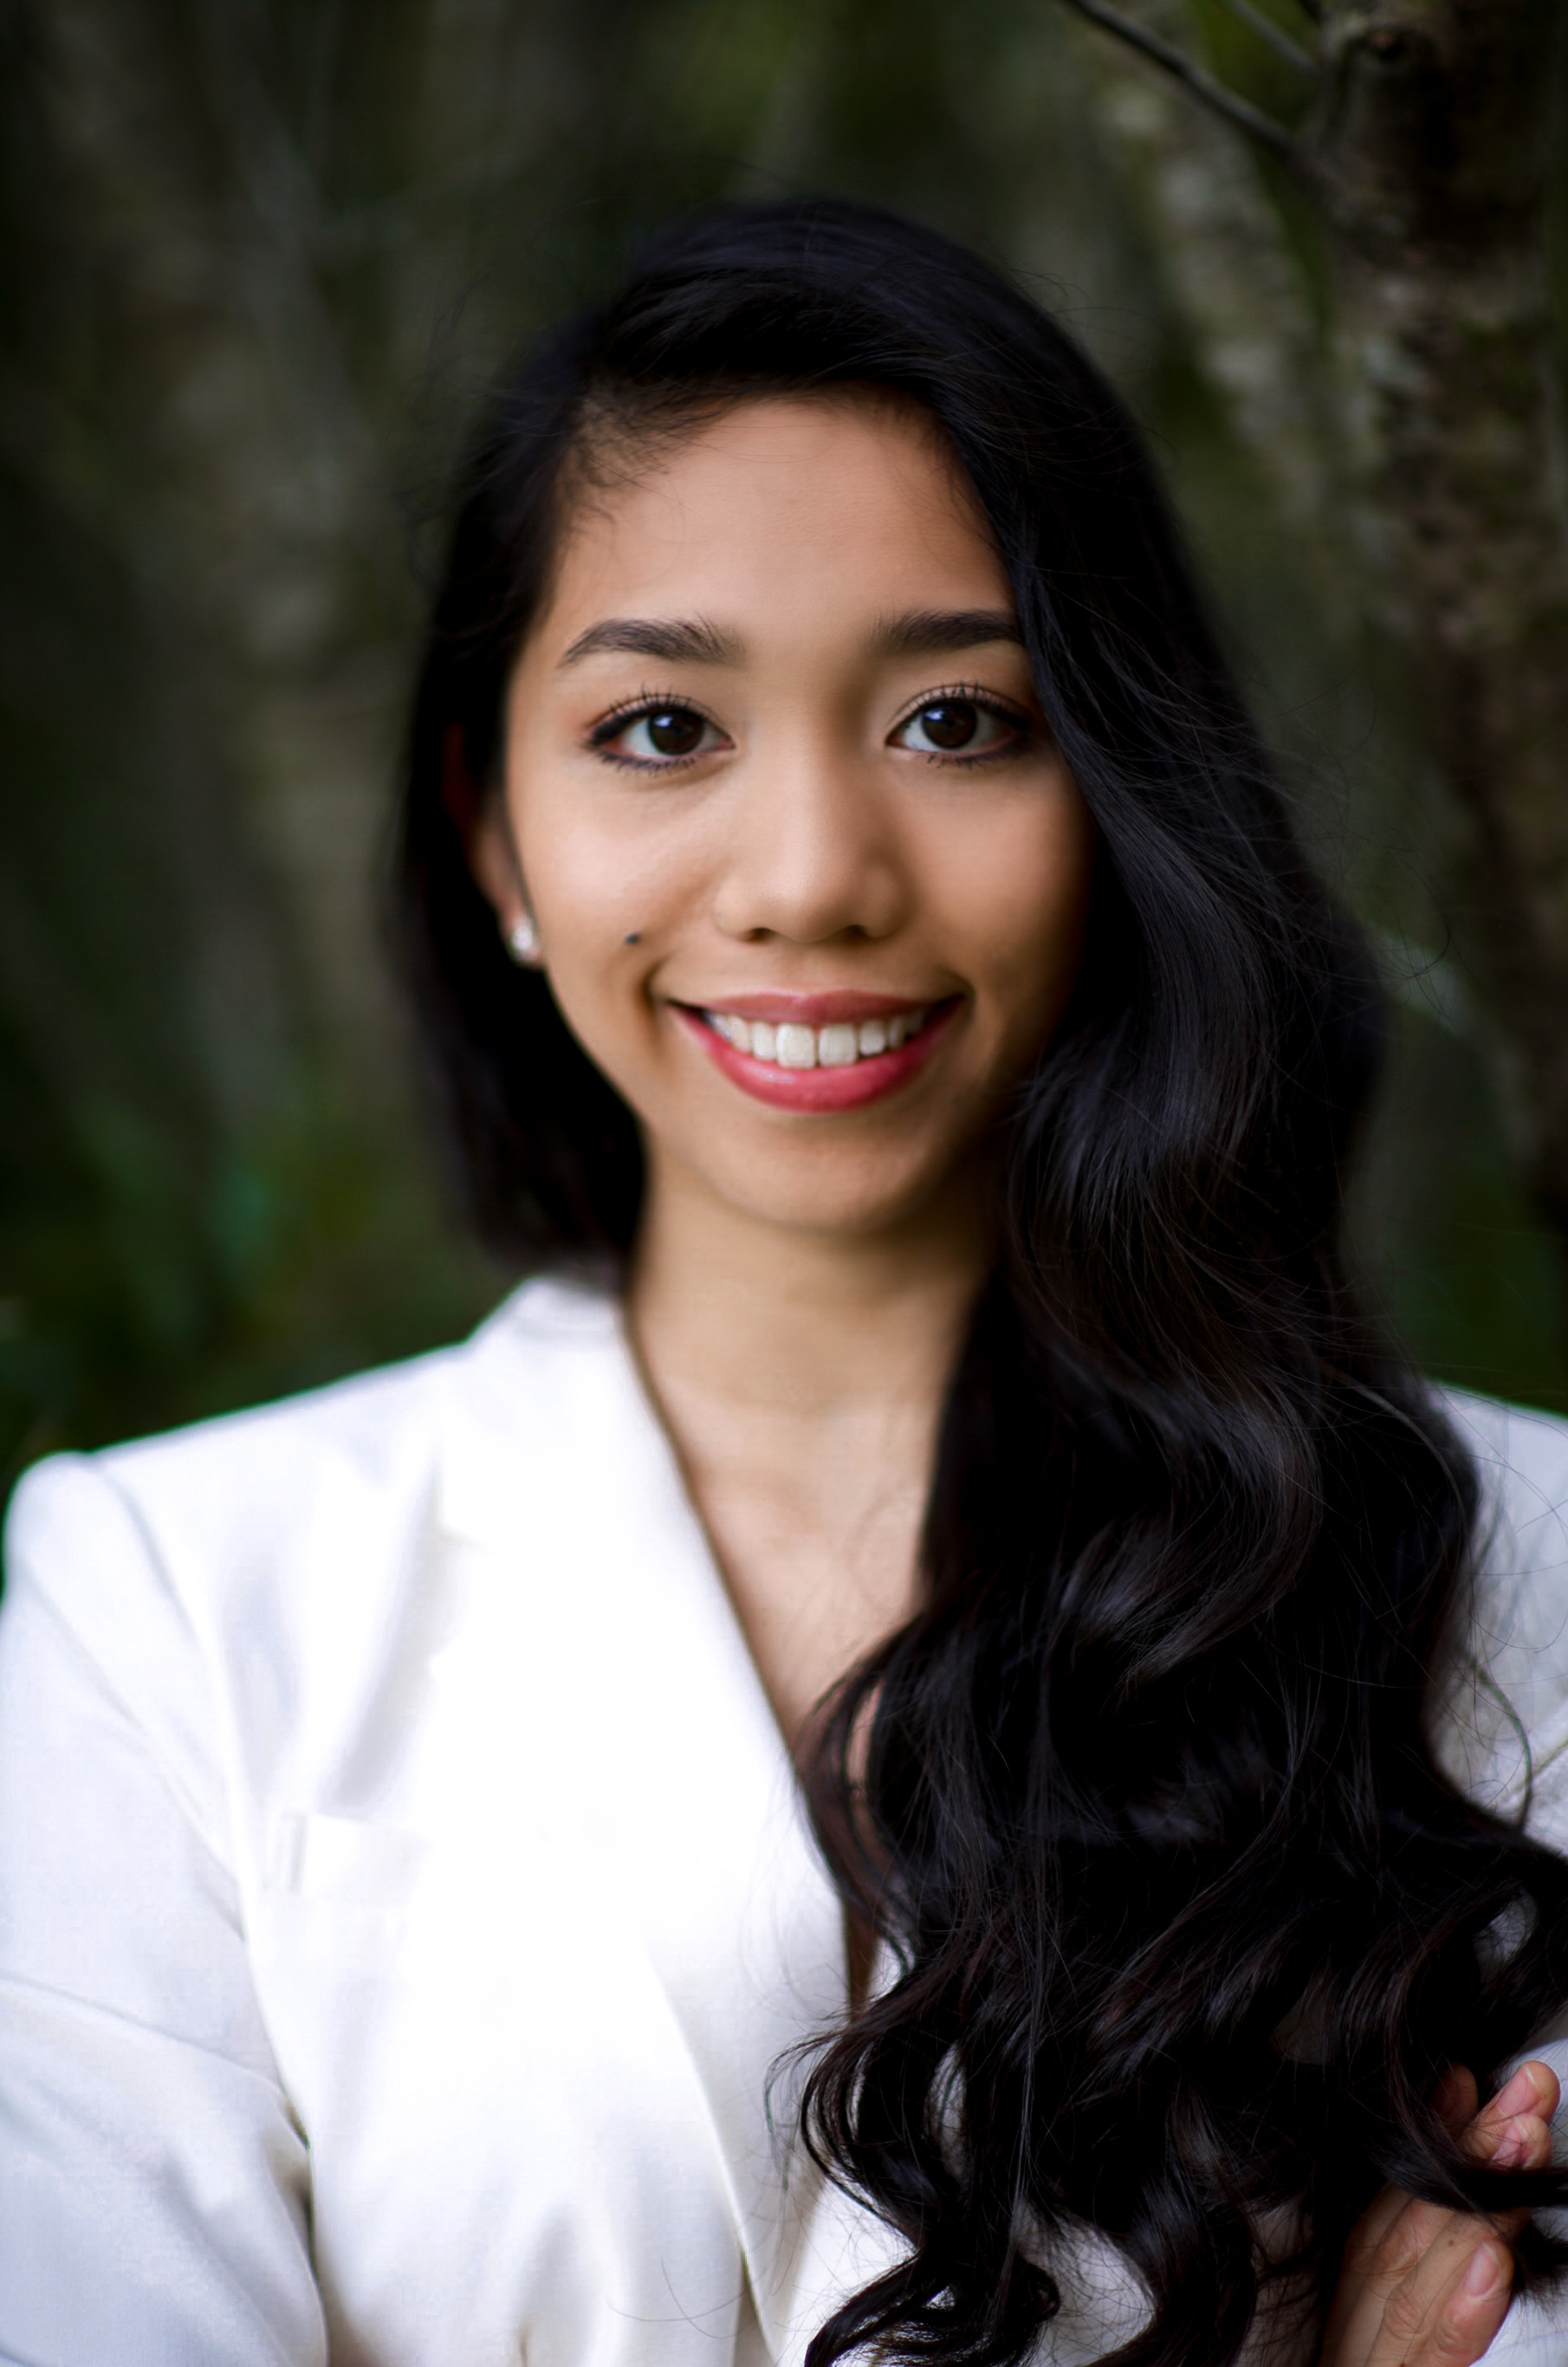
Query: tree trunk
1063,0,1341,551
1063,0,1568,1285
1313,3,1568,1235
29,0,413,1107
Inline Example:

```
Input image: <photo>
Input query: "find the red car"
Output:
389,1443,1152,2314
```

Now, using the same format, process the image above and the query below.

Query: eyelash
585,682,1033,772
891,682,1033,767
586,691,725,774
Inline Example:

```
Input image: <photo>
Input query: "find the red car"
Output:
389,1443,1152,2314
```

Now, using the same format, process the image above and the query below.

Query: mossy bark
1312,4,1568,1231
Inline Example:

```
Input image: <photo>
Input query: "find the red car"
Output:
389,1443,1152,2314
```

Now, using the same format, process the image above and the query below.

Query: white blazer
4,1274,1568,2367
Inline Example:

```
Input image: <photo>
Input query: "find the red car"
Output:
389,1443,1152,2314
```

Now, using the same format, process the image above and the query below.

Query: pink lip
672,999,959,1112
681,989,934,1027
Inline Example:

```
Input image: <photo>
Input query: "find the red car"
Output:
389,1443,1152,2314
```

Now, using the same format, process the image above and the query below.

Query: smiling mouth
672,995,959,1112
697,1006,937,1069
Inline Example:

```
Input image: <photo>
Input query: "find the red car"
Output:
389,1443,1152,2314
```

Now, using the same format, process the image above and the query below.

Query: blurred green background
2,0,1564,1499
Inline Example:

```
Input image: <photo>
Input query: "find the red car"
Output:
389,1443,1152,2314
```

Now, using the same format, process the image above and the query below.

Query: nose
711,732,906,945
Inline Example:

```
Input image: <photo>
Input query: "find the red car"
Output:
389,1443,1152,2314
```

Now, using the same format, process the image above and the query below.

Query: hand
1321,2059,1560,2367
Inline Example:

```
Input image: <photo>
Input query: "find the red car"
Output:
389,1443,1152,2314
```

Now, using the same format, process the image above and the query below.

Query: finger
1490,2111,1554,2171
1367,2085,1543,2272
1436,2064,1480,2136
1335,2184,1491,2344
1405,2241,1512,2367
1324,2184,1427,2358
1331,2201,1495,2367
1468,2060,1559,2167
1365,2236,1511,2367
1473,2059,1558,2139
1435,2240,1514,2364
1340,2186,1429,2280
1330,2061,1557,2367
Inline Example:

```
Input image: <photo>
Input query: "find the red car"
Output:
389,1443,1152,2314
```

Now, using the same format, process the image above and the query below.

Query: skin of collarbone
471,392,1096,1744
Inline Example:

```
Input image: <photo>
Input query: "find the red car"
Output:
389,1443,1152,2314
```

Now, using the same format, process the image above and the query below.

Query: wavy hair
395,198,1568,2365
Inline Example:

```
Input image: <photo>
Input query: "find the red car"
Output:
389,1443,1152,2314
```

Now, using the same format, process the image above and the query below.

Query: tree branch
1054,0,1310,172
1212,0,1316,75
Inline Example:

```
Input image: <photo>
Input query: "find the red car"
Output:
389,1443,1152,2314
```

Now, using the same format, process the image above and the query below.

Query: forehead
536,393,1011,643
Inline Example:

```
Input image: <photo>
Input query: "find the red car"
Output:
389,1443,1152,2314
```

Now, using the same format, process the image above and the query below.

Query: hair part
395,197,1568,2366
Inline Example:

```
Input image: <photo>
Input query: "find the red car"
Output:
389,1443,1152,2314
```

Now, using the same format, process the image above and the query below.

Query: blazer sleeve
0,1453,327,2367
1443,1393,1568,2364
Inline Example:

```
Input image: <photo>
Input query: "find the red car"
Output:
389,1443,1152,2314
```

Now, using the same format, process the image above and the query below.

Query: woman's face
478,394,1094,1242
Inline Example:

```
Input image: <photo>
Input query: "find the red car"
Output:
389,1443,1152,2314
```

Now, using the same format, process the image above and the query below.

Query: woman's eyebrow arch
557,616,736,667
871,607,1023,656
556,607,1023,669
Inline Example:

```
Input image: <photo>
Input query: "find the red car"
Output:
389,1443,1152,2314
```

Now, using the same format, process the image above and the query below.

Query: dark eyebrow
872,607,1024,657
557,616,740,668
556,606,1022,670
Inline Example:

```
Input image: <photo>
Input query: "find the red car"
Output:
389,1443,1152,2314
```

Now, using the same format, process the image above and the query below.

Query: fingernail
1464,2245,1504,2299
1493,2066,1537,2117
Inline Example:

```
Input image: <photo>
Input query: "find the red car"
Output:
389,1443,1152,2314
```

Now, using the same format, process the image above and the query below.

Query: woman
3,197,1568,2367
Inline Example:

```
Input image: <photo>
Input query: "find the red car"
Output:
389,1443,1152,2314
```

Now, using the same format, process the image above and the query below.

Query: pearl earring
505,911,541,967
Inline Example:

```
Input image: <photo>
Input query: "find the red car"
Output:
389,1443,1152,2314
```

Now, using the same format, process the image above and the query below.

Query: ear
440,722,479,839
450,735,524,934
468,794,522,931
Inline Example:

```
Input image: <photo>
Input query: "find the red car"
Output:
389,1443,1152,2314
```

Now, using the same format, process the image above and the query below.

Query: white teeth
704,1006,933,1069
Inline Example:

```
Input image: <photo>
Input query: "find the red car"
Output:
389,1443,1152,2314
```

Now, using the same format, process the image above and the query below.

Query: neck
627,1156,988,1422
625,1151,989,1754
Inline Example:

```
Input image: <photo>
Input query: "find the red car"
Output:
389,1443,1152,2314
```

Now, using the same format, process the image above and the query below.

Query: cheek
528,825,637,944
936,788,1095,1028
514,789,690,957
508,792,715,1092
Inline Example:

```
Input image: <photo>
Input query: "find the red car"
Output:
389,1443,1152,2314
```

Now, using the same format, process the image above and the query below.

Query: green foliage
1356,1008,1568,1413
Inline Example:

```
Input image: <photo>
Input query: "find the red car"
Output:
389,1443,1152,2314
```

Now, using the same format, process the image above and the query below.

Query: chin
697,1153,963,1241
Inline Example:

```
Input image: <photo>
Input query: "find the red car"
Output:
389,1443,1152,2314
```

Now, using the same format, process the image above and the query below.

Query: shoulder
3,1271,626,1675
1430,1386,1568,1829
0,1272,636,1884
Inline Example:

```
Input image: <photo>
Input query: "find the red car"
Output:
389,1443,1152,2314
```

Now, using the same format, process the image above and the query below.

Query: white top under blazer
6,1275,1568,2367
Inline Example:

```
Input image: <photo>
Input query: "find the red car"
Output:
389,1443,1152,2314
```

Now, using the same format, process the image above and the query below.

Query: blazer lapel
431,1281,856,2354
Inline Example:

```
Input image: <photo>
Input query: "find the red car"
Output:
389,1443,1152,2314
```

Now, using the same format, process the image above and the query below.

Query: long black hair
396,198,1568,2366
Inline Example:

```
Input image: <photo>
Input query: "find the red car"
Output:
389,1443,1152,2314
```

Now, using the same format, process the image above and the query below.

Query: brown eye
892,696,1018,760
916,700,978,749
645,708,705,755
594,703,724,767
